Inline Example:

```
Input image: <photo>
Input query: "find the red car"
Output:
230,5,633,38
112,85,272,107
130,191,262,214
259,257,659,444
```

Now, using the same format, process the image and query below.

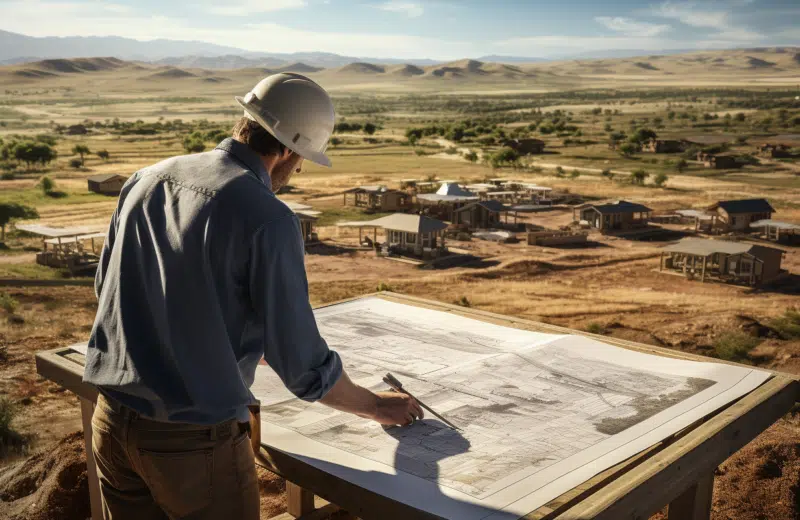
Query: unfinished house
416,183,479,221
697,152,740,169
707,199,775,232
338,214,449,259
504,138,545,155
343,185,411,212
452,200,509,230
284,201,321,243
643,139,684,153
750,220,800,244
16,224,104,274
527,228,589,246
573,201,652,232
88,174,128,195
757,144,792,158
661,238,784,285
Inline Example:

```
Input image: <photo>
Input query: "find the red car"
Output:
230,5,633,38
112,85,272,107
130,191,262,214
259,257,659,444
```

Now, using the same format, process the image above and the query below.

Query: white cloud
651,2,730,29
649,1,764,42
595,16,671,37
373,2,424,18
204,0,307,16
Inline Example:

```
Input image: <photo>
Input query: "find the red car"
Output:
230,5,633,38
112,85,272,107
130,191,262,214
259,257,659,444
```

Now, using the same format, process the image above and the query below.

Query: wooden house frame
574,201,652,232
660,238,784,285
343,186,411,212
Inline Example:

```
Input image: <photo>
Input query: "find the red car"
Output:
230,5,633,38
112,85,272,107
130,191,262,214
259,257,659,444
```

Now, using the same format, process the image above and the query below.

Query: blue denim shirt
83,138,342,424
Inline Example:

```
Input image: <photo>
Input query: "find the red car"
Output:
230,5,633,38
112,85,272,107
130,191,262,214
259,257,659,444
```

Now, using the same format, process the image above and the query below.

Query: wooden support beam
80,398,103,520
287,482,315,517
701,256,707,283
667,473,714,520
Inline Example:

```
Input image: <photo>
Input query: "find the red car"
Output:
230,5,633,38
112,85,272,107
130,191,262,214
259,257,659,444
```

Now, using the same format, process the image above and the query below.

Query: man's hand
370,391,424,426
319,371,424,427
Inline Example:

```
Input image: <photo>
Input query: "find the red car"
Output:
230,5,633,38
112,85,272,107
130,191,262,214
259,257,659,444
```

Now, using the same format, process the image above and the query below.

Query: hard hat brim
235,96,332,168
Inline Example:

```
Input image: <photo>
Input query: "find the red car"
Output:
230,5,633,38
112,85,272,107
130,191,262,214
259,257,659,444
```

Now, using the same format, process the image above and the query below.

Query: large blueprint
249,298,769,519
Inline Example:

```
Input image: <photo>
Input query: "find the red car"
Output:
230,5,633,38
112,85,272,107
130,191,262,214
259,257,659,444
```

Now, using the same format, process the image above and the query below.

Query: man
84,73,423,520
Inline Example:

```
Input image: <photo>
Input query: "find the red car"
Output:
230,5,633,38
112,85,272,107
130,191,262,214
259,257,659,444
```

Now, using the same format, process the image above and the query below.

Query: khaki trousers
91,394,260,520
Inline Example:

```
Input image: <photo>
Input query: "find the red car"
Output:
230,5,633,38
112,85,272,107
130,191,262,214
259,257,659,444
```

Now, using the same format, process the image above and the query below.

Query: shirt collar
215,138,272,191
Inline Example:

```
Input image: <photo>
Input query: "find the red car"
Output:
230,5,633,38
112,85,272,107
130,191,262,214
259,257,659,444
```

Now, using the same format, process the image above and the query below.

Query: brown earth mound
145,67,197,79
0,431,89,520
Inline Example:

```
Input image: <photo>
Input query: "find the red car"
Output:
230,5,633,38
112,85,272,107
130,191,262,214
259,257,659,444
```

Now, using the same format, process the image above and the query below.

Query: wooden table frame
36,292,799,520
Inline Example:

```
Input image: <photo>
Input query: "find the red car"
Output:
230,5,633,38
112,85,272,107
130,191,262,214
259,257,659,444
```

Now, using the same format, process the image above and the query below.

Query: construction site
0,34,799,520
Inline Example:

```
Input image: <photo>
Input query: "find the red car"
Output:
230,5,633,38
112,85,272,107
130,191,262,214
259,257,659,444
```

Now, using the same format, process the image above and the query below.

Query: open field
1,50,800,519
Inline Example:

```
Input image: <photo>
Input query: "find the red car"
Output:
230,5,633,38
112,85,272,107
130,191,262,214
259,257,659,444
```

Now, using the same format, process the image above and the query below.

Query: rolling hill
1,47,799,92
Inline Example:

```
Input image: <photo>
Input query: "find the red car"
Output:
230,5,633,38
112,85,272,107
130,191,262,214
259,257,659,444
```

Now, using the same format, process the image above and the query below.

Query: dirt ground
1,214,799,518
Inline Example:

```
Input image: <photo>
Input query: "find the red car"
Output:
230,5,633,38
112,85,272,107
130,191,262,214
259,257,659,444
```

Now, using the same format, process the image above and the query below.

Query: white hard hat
235,73,335,167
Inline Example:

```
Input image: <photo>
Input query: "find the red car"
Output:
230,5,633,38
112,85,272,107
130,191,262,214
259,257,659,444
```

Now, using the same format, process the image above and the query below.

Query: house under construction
573,201,652,232
416,183,479,221
343,186,411,212
337,214,449,259
660,238,784,285
16,224,105,274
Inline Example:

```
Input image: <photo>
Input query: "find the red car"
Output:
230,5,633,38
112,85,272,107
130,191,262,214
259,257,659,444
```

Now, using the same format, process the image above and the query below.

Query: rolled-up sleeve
248,214,343,401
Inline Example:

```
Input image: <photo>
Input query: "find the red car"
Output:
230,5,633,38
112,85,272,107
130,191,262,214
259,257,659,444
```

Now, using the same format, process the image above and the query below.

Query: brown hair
231,117,287,157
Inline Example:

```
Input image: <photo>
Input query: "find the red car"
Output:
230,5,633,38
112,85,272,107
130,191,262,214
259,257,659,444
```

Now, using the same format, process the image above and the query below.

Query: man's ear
281,148,294,161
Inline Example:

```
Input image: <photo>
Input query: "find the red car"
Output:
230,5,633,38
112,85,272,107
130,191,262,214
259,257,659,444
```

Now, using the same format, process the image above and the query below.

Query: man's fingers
411,400,424,420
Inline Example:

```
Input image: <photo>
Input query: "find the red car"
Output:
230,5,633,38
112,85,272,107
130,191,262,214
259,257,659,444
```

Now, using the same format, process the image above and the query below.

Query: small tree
39,175,55,194
555,166,565,178
0,203,38,242
653,172,669,187
97,149,110,161
329,137,342,148
618,143,638,157
363,122,377,135
601,168,614,180
72,144,90,166
675,159,688,173
69,158,83,169
569,169,581,179
183,138,205,154
630,169,649,185
463,150,478,163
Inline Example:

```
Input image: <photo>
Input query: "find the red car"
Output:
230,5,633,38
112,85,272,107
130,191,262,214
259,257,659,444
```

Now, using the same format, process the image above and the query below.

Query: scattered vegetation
713,331,761,361
0,203,39,241
0,291,18,315
376,281,393,292
586,322,606,335
456,296,471,307
769,308,800,340
0,397,28,456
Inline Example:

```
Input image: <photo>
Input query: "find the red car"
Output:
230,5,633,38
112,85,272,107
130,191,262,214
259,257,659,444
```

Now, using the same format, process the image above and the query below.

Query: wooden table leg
287,481,315,517
80,398,103,520
668,473,714,520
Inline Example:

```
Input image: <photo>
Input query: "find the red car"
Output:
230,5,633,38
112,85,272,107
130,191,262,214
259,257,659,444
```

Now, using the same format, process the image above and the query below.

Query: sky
2,0,799,59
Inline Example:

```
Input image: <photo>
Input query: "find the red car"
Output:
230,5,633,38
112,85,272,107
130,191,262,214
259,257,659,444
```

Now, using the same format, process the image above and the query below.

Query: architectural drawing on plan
259,301,716,500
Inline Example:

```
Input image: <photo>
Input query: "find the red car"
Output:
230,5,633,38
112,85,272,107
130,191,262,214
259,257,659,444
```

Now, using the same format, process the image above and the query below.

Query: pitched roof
337,214,448,234
750,220,800,231
709,199,775,214
88,173,127,183
436,183,475,197
15,224,101,238
582,200,652,214
417,193,480,203
345,185,394,194
662,238,782,257
456,200,509,213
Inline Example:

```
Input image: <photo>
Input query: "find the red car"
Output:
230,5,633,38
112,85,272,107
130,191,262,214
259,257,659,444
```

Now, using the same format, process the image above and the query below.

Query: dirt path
0,253,36,264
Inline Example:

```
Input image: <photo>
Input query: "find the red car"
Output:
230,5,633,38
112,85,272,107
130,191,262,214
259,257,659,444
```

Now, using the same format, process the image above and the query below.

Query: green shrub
39,175,55,193
69,158,83,169
569,169,581,179
1,171,15,180
0,292,18,314
769,308,800,340
376,281,393,292
0,397,27,456
586,322,606,334
653,172,669,187
713,331,761,361
457,296,471,307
